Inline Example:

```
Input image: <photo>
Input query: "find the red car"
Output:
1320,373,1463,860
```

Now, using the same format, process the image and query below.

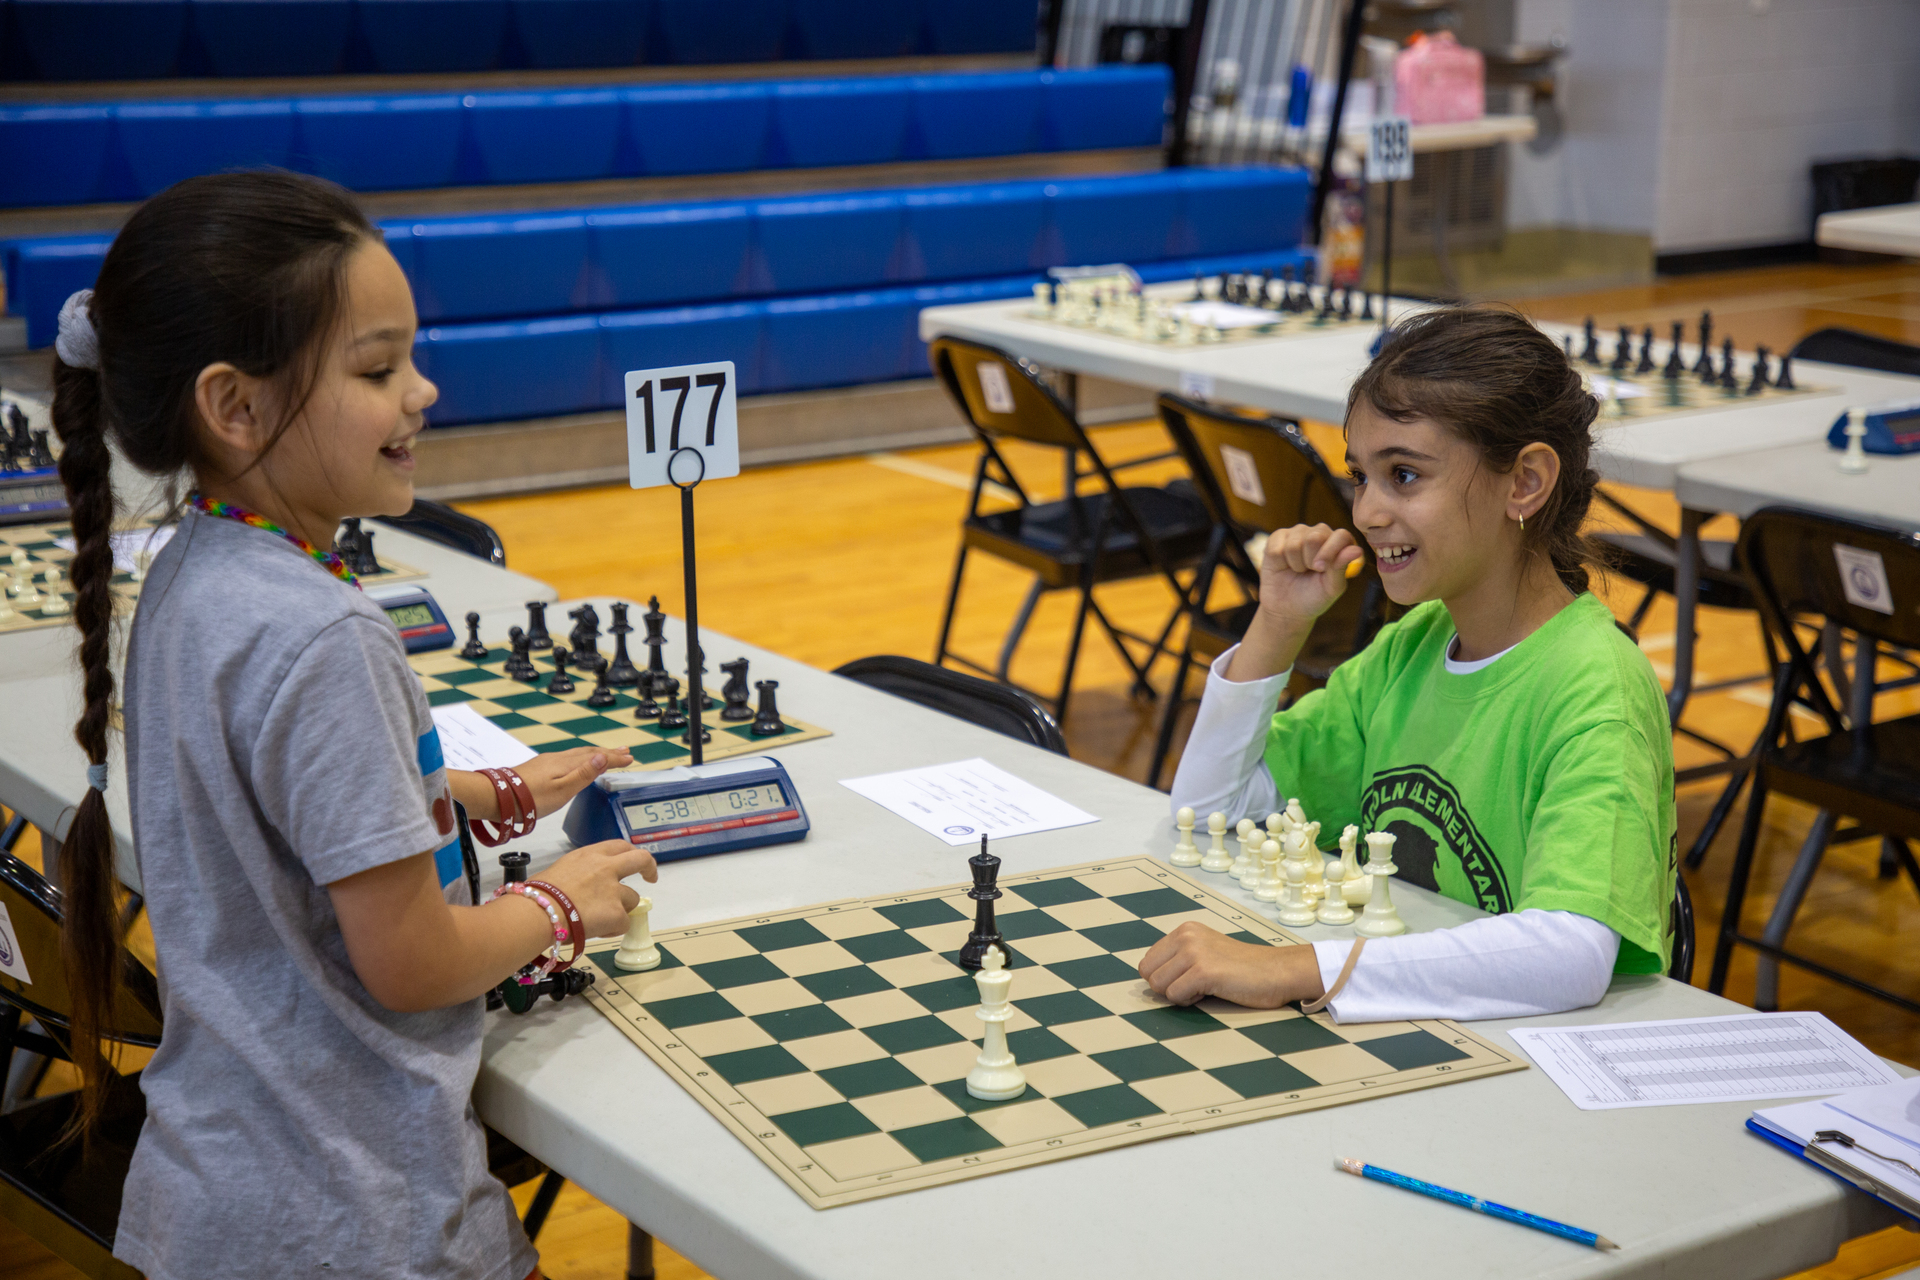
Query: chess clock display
564,755,809,863
365,582,454,652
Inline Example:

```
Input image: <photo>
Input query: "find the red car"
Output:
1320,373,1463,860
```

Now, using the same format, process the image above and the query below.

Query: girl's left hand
514,746,631,818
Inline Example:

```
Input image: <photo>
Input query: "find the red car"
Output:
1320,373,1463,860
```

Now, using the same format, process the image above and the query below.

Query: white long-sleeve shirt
1168,645,1620,1023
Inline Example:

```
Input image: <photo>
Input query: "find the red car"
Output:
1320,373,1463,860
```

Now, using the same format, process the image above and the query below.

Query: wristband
524,879,585,974
470,766,537,847
492,882,571,974
1301,938,1365,1015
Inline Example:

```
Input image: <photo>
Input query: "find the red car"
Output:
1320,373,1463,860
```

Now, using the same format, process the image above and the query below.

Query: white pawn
1229,818,1256,879
1317,858,1356,925
966,946,1027,1101
1200,811,1234,873
38,567,69,615
12,568,43,607
1338,824,1369,906
1171,807,1202,867
614,897,662,971
1254,838,1281,902
1240,828,1269,891
1839,407,1870,474
1355,832,1408,938
0,574,12,622
1277,858,1318,927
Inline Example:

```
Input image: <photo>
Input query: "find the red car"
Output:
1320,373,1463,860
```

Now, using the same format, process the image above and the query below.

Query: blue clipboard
1747,1119,1920,1226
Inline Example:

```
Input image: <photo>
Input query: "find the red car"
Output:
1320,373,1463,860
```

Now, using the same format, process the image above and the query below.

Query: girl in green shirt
1153,306,1676,1022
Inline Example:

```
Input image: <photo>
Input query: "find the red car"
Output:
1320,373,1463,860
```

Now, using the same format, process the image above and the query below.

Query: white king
966,945,1027,1101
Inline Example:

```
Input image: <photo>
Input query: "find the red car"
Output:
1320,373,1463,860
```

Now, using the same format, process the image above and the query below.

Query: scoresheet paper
430,703,538,770
1510,1011,1901,1110
838,758,1097,846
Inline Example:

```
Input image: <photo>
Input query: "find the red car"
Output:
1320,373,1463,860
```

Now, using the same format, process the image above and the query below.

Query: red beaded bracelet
470,766,537,847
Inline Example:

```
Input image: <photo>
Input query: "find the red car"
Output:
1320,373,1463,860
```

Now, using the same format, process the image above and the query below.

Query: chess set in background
1026,268,1382,347
1571,310,1823,424
578,849,1521,1209
0,393,63,524
0,514,421,634
413,597,829,770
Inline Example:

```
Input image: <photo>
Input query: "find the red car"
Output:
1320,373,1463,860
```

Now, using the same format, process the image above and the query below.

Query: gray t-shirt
116,510,538,1280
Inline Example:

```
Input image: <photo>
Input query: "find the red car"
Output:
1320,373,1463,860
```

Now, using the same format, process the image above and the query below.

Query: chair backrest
1669,872,1694,983
833,655,1069,755
1158,392,1355,538
1788,327,1920,378
929,336,1089,453
0,852,163,1052
374,497,507,567
1739,506,1920,658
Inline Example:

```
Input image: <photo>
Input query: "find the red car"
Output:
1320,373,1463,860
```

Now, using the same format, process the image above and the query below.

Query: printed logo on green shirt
1358,765,1514,915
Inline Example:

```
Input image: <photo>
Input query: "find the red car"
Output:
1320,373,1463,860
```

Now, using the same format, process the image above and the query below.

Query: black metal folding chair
835,655,1068,755
374,496,508,566
1145,393,1394,789
929,337,1212,722
1707,507,1920,1013
1789,327,1920,378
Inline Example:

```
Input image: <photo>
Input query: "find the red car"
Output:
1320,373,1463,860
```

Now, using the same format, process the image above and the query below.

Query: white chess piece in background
1354,832,1408,938
614,897,662,971
1338,824,1369,906
1200,811,1234,873
1171,807,1202,867
1277,858,1318,927
966,946,1027,1101
1255,838,1281,903
1317,859,1356,925
38,567,69,615
1839,407,1871,474
1230,818,1256,879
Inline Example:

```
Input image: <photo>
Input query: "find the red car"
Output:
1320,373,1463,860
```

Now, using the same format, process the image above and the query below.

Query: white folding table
1816,204,1920,257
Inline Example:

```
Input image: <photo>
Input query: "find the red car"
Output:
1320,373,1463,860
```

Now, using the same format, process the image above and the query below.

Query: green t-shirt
1263,593,1676,974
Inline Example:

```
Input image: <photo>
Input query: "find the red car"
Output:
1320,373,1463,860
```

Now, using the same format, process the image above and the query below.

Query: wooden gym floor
6,257,1920,1280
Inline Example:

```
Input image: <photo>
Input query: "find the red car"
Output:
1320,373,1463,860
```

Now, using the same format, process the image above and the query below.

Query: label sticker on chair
0,903,30,985
977,362,1015,414
1219,444,1266,505
1178,370,1215,400
1834,544,1894,615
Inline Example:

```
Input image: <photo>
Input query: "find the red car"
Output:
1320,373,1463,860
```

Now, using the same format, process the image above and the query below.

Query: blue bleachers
4,166,1308,343
0,66,1170,207
0,0,1037,80
414,247,1316,426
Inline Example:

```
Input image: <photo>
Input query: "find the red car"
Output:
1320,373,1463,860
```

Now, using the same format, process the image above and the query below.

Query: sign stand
1367,114,1412,342
670,448,708,765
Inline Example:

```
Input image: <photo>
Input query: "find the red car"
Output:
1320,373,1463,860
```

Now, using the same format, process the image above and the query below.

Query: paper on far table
838,758,1097,846
431,704,537,771
1509,1011,1900,1110
54,525,175,574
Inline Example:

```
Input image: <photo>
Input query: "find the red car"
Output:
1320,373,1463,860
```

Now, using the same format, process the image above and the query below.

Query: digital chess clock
365,582,454,653
563,756,809,863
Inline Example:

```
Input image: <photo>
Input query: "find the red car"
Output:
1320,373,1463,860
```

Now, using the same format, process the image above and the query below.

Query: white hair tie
87,762,109,792
56,289,100,371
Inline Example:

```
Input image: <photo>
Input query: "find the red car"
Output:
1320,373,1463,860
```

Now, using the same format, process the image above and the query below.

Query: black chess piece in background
585,657,617,708
1718,337,1738,390
1189,273,1204,303
660,694,689,732
460,611,487,660
1610,324,1632,372
507,626,538,681
719,658,754,721
27,428,54,469
567,603,601,669
1636,325,1656,375
548,646,575,695
1746,345,1772,395
605,602,640,687
525,602,552,649
750,680,786,737
641,595,672,694
1579,318,1600,364
1775,354,1796,390
958,841,1012,970
1360,290,1375,321
1664,321,1686,379
1692,311,1715,376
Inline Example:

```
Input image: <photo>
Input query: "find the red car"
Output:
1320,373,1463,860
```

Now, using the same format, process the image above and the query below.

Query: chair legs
995,579,1045,681
933,543,971,673
1709,766,1771,994
1055,565,1097,723
1752,809,1837,1011
1682,762,1753,871
1146,641,1202,791
521,1170,564,1242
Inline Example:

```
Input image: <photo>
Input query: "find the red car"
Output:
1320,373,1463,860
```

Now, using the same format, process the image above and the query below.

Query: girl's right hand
535,839,659,939
1256,523,1363,626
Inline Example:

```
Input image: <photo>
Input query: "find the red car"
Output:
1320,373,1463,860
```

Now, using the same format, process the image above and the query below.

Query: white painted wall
1505,0,1920,252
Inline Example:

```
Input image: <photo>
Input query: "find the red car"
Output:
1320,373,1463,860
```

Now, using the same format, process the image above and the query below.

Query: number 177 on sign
624,360,741,490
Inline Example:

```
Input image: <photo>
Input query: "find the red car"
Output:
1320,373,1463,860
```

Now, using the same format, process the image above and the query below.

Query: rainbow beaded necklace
187,493,360,588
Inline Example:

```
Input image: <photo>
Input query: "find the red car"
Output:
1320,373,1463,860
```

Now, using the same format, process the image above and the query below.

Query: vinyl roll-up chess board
582,857,1523,1208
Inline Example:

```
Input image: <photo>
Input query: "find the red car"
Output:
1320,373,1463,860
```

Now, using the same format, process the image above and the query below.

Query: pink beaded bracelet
492,882,572,975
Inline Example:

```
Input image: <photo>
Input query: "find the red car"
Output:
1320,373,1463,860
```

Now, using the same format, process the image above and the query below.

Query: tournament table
916,289,1920,730
1675,441,1920,530
462,597,1902,1280
1816,204,1920,258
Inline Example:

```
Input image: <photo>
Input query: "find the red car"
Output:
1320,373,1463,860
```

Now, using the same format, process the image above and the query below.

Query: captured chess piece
547,646,576,695
1354,832,1407,937
604,602,640,687
567,603,602,670
460,611,488,660
339,517,382,576
964,946,1026,1102
36,567,68,615
614,897,662,972
1746,345,1771,395
958,839,1013,969
1200,811,1234,873
750,680,786,737
1839,408,1871,474
525,601,552,650
1635,325,1656,375
1170,807,1202,867
719,657,754,721
585,657,617,708
1663,320,1686,380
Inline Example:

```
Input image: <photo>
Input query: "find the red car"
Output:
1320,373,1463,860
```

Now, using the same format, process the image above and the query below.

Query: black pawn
1635,325,1656,375
585,657,617,708
1360,290,1375,321
958,840,1011,971
1579,317,1600,364
660,695,689,732
1692,311,1715,376
1316,286,1336,321
1718,337,1738,390
605,602,640,687
1746,345,1771,395
460,611,487,661
750,680,786,737
547,646,575,695
1775,354,1796,391
1258,269,1275,309
1663,321,1686,379
1611,324,1633,372
1563,334,1575,363
719,657,754,721
632,685,661,720
525,602,551,650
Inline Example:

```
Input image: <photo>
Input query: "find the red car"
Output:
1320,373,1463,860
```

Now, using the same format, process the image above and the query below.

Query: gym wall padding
4,167,1310,343
412,247,1316,425
0,0,1037,81
0,66,1170,207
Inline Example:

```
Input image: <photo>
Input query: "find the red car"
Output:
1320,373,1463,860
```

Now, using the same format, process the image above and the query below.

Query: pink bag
1393,31,1484,125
